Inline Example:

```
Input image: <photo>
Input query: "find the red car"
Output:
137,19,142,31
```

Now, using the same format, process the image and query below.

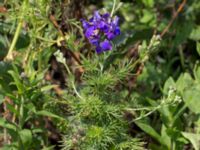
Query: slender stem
171,104,187,126
111,0,116,17
63,63,83,100
35,36,56,43
179,46,185,69
171,139,175,150
64,63,72,76
125,107,153,111
5,20,23,60
160,0,187,37
132,100,178,122
19,96,24,129
5,0,28,61
72,81,83,100
133,106,160,121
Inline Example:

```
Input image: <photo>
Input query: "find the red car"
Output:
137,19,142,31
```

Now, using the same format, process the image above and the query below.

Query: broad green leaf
176,73,193,94
135,121,165,145
19,129,32,148
182,132,200,150
183,85,200,114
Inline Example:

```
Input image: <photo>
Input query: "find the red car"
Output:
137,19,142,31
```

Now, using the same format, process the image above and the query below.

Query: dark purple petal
96,46,103,54
85,26,96,38
106,32,116,40
89,38,99,46
89,17,94,23
98,21,110,33
81,19,90,29
100,39,112,51
102,13,110,20
114,26,120,35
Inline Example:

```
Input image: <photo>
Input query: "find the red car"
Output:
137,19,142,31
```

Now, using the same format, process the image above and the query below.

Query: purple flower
81,11,120,53
85,26,96,38
100,39,112,51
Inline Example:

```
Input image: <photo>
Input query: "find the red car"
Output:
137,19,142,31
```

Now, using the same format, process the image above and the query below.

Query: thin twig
160,0,187,37
49,15,64,36
49,14,82,66
126,0,187,97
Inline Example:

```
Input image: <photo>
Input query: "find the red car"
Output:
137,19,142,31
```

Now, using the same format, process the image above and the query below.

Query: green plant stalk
19,96,24,129
5,20,23,60
111,0,116,17
38,49,42,71
171,104,187,126
63,63,71,76
63,63,83,100
171,139,175,150
5,0,28,61
179,46,185,69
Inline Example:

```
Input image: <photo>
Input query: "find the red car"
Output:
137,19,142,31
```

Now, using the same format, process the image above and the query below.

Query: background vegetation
0,0,200,149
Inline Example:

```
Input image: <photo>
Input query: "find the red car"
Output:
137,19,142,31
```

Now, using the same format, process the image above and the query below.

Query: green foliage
0,0,200,149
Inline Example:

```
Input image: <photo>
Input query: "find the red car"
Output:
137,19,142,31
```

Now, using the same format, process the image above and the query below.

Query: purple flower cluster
81,11,120,53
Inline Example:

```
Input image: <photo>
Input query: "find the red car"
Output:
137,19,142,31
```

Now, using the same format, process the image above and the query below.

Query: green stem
35,36,56,43
5,0,28,61
5,20,23,60
179,46,185,69
171,104,187,126
19,96,24,129
111,0,116,17
64,63,72,76
133,105,160,121
63,63,83,100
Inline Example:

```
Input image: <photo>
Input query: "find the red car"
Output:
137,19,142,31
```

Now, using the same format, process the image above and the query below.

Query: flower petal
89,38,99,46
99,21,110,33
96,46,103,54
85,26,96,38
102,13,110,20
100,39,112,51
93,11,101,22
81,19,90,29
112,16,119,26
114,26,120,35
106,32,116,40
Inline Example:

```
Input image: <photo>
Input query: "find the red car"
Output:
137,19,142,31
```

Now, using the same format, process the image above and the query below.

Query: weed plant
0,0,200,150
